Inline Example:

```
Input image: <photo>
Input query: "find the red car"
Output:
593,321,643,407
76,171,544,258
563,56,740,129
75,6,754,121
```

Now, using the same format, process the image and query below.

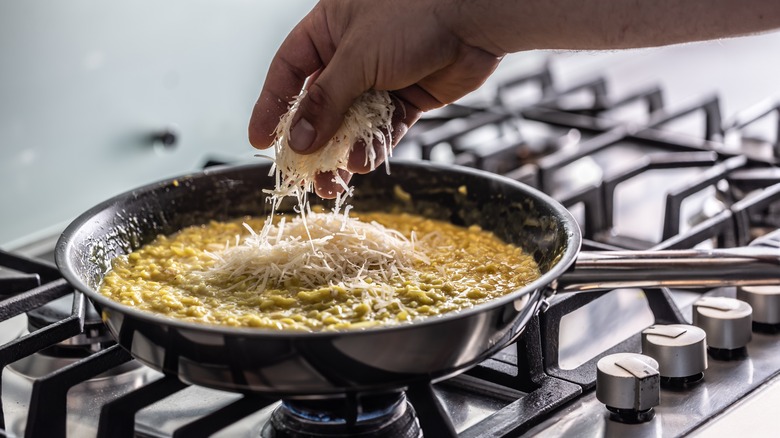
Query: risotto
99,211,541,331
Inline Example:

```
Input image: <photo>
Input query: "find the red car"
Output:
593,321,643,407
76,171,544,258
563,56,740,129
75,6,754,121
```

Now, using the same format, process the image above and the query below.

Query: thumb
288,47,372,155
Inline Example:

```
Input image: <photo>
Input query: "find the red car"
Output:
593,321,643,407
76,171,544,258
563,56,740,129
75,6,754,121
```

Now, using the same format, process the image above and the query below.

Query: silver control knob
596,352,660,423
641,324,707,383
692,297,752,352
737,286,780,326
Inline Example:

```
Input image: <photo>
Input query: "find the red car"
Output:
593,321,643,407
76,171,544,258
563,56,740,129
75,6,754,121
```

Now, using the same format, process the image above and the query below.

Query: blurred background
2,0,780,251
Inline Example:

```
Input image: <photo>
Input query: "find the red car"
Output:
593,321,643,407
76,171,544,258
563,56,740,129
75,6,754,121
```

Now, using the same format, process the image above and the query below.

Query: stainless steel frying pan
55,161,780,395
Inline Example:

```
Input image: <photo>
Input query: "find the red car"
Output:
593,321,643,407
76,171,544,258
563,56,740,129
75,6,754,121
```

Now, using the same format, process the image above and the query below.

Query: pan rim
55,159,582,338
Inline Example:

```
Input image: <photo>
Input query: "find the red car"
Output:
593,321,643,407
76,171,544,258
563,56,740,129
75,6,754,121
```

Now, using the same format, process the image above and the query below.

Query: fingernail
289,117,316,152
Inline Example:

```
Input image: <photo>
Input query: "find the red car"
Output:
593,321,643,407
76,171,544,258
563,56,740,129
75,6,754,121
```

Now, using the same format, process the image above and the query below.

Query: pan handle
554,231,780,293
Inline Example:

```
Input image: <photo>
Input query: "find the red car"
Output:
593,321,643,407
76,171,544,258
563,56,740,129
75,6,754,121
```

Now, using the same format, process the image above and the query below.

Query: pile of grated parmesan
203,211,429,294
268,89,395,201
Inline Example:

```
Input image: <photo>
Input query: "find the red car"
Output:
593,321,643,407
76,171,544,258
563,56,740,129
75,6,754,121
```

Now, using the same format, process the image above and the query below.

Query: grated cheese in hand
267,89,395,201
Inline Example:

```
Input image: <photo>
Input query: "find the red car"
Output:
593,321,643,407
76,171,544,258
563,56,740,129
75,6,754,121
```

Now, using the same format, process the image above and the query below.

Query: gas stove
2,57,780,437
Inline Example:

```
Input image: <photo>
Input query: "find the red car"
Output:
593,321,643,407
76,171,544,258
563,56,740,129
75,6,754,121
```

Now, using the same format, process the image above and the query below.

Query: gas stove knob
596,353,659,423
737,286,780,331
641,324,707,386
692,297,752,358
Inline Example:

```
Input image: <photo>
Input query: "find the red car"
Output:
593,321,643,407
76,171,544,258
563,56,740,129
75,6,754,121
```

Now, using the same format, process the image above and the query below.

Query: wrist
445,0,537,55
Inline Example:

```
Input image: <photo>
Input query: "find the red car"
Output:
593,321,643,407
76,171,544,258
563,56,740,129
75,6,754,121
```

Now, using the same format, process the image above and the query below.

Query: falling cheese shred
202,211,429,294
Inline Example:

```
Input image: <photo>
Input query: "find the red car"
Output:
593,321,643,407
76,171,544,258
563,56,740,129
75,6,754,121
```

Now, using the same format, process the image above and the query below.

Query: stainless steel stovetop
2,54,780,437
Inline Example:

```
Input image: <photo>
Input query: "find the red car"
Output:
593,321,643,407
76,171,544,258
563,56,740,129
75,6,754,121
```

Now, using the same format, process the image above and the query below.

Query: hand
248,0,504,198
249,0,780,199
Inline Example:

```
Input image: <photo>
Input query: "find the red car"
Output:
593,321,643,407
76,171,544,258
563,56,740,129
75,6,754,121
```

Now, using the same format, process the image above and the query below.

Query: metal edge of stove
690,372,780,437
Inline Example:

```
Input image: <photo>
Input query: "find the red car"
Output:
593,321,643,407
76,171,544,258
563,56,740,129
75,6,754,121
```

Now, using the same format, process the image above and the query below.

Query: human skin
249,0,780,198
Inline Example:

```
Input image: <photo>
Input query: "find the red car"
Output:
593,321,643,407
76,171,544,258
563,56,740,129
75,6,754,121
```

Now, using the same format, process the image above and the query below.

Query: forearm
455,0,780,54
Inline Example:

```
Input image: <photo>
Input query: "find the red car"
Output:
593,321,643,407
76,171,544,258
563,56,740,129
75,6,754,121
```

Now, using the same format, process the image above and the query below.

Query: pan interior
59,161,575,315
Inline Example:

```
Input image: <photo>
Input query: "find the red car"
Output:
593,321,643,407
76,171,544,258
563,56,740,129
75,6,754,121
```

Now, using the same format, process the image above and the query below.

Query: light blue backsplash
0,1,315,248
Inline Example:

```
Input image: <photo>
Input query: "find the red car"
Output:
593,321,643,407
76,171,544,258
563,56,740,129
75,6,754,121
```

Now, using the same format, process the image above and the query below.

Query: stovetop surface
526,290,780,438
3,44,780,436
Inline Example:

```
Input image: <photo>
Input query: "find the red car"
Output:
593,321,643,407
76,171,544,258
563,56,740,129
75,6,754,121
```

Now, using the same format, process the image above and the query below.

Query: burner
262,393,421,438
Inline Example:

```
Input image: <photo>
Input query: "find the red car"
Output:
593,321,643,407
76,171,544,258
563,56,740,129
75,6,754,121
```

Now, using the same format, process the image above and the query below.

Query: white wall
3,1,780,249
0,1,315,248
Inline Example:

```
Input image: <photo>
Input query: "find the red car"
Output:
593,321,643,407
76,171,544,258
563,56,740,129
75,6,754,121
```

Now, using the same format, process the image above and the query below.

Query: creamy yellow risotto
99,212,541,331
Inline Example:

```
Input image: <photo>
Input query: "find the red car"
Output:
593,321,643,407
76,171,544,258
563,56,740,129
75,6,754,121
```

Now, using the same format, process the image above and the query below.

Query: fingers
416,44,503,104
286,40,374,155
319,92,427,197
347,91,424,173
347,139,390,174
248,9,334,150
314,169,353,199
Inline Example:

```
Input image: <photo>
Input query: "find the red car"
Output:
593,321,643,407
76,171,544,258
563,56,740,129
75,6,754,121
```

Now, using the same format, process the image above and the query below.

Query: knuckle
301,82,335,117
